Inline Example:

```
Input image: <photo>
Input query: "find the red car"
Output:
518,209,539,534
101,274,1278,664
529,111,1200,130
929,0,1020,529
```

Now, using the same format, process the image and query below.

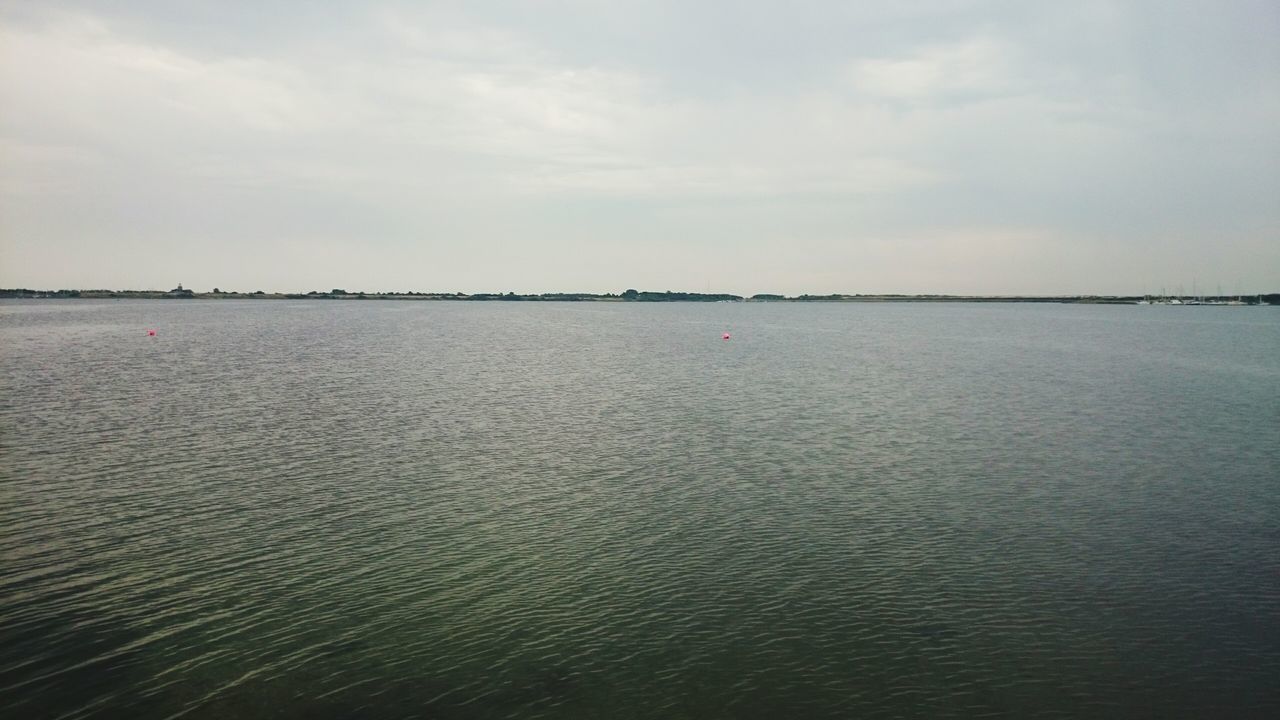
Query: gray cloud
2,1,1277,294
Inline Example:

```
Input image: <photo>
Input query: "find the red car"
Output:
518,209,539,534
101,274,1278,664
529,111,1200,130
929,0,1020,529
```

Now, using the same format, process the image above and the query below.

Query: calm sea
1,299,1277,719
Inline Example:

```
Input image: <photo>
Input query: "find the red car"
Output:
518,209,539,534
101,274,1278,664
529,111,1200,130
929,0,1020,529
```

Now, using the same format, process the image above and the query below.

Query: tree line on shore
2,288,1276,304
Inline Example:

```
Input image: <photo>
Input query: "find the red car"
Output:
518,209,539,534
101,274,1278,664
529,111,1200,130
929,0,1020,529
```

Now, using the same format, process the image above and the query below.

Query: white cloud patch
850,37,1018,101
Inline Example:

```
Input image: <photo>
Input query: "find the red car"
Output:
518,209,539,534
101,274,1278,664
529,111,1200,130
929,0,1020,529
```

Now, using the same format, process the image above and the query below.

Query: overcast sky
2,1,1277,295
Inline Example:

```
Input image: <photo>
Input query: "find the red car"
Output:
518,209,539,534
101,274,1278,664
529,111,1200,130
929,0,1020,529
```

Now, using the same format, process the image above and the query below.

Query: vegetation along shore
3,287,1276,305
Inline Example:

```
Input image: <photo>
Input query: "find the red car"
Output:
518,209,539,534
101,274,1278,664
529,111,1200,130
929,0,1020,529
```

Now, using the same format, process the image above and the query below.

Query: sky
1,0,1277,296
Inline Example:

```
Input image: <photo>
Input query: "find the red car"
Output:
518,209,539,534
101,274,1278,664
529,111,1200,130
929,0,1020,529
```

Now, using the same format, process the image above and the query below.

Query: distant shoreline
3,288,1276,305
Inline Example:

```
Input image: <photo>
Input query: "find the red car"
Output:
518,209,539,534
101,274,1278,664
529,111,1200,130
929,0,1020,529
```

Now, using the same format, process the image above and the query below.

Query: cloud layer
2,1,1277,294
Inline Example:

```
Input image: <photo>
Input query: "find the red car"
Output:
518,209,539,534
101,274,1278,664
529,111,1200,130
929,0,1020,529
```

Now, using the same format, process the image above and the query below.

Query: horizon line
3,287,1276,303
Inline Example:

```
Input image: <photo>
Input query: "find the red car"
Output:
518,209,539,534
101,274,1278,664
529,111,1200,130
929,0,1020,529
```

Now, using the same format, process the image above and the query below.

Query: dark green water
2,300,1278,719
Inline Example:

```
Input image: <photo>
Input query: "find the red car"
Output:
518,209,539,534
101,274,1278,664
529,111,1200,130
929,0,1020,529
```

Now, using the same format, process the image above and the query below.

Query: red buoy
147,329,156,336
722,332,731,340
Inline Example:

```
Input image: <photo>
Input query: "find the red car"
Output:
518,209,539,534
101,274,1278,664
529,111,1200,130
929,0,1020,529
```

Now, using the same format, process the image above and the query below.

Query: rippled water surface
2,300,1278,719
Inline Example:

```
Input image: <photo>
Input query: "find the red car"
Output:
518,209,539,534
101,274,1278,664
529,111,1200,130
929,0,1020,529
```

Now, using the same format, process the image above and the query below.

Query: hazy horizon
3,285,1276,298
2,1,1278,296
